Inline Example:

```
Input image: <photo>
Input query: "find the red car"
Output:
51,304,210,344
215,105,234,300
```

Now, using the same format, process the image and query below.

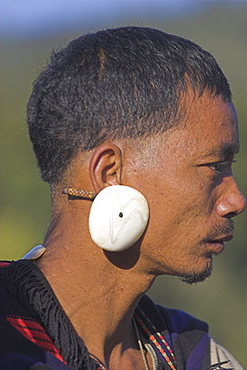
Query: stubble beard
179,262,213,285
178,219,234,285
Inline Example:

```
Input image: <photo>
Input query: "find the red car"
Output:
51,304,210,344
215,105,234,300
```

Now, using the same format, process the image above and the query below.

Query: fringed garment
0,260,242,370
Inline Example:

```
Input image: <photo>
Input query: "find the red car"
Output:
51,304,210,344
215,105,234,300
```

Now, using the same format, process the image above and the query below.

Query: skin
128,90,246,281
36,90,246,369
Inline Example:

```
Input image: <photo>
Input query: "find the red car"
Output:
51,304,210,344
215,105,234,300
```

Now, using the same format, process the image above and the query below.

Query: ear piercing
62,187,96,200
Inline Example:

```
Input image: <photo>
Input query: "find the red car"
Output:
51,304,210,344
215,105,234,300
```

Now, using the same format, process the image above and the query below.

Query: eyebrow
202,143,240,159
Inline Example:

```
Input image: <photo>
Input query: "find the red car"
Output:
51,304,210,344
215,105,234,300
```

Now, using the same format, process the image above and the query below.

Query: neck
36,211,156,366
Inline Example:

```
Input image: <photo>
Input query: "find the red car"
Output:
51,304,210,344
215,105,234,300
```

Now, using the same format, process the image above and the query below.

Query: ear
89,143,122,193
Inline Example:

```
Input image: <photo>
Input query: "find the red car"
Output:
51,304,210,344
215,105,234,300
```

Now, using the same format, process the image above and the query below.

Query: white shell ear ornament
88,185,149,252
22,244,46,260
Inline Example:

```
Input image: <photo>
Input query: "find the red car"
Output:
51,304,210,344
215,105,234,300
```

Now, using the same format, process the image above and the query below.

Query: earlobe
89,143,122,193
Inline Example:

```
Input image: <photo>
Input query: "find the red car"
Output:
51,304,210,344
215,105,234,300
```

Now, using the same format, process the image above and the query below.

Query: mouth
205,234,233,255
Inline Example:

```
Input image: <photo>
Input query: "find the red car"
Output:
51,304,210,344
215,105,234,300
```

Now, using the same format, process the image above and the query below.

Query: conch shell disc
89,185,149,252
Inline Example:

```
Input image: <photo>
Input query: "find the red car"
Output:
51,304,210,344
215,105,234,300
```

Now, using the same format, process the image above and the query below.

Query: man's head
27,26,231,184
27,27,246,284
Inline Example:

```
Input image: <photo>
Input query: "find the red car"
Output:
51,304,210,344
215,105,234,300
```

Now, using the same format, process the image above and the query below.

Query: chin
178,263,213,285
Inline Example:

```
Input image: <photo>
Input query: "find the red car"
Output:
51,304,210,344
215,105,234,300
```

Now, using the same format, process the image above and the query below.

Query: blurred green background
0,1,246,367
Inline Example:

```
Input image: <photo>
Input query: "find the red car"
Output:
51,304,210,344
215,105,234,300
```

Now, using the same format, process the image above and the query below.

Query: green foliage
1,3,246,367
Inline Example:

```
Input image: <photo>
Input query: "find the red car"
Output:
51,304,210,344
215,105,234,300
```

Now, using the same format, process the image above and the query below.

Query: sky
0,0,214,39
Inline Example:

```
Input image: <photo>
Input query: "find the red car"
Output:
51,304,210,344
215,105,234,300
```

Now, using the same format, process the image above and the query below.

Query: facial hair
178,219,234,285
180,263,213,284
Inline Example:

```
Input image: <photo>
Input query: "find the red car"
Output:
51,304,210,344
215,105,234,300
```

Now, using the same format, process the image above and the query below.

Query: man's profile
0,26,245,370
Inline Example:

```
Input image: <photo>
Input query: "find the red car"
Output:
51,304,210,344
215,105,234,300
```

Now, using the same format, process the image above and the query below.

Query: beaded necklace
134,311,177,370
92,312,177,370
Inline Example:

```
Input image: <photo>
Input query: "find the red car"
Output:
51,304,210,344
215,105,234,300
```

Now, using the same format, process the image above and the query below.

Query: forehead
163,92,239,160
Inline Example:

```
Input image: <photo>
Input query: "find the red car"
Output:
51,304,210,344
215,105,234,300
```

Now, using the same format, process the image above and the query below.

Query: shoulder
138,295,243,370
0,261,72,369
137,295,210,369
138,294,209,335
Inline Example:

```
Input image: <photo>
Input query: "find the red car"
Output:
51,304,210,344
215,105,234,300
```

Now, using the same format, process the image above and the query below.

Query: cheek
151,181,216,234
174,196,211,225
142,162,218,237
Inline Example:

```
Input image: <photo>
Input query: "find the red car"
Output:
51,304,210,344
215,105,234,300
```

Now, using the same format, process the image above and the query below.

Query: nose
216,177,246,218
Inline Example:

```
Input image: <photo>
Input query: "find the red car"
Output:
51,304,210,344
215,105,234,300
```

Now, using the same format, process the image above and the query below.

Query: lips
206,234,233,254
211,234,233,243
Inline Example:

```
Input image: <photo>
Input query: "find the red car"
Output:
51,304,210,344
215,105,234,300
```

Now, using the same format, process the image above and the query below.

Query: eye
208,161,225,174
207,160,236,175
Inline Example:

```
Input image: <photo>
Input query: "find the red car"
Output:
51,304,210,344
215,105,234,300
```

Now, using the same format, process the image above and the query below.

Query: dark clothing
0,260,236,370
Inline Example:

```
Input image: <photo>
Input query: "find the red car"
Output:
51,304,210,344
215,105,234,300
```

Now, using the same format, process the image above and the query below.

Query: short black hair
27,26,231,184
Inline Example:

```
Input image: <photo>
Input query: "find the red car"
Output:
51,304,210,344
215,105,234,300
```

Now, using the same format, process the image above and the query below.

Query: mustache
201,219,234,243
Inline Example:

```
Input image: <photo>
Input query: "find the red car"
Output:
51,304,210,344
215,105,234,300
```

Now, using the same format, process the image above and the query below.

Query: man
0,27,245,370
